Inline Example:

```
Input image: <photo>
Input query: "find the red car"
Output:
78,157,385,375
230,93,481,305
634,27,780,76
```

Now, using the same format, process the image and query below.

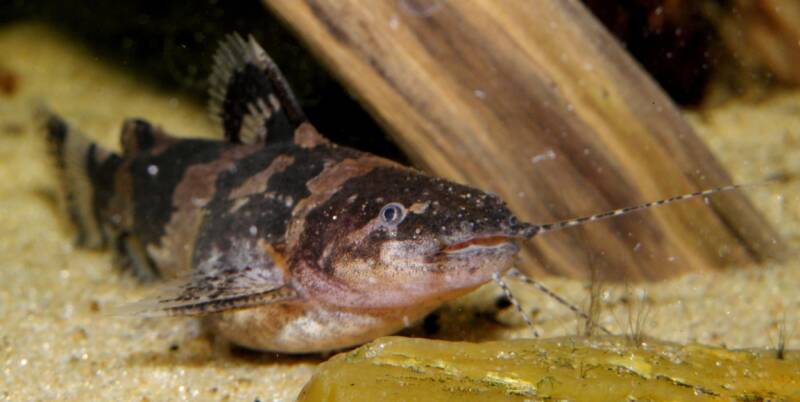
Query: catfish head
291,161,536,310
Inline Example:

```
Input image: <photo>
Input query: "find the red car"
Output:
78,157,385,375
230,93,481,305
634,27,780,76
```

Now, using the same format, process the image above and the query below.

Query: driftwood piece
262,0,784,281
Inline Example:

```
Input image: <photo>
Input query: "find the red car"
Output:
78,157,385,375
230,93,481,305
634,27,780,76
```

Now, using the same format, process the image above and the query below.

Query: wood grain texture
262,0,785,281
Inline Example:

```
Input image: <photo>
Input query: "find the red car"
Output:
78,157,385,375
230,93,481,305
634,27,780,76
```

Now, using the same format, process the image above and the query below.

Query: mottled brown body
44,34,531,352
117,121,510,351
44,33,743,353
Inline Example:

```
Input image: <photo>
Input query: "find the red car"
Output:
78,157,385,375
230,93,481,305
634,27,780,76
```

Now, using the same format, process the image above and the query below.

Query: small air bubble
147,165,159,176
249,226,258,236
531,149,556,164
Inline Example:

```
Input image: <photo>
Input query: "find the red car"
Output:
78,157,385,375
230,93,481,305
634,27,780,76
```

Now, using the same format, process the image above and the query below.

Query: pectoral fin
116,266,298,317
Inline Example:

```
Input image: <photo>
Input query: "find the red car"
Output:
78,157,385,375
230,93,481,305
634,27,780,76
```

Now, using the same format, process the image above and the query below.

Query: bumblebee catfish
44,34,741,353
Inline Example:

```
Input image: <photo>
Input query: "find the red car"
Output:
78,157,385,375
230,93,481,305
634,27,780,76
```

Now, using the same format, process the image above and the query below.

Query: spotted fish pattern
44,34,743,353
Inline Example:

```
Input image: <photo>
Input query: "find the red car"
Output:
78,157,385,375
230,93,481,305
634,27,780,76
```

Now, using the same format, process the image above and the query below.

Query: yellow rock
299,336,800,402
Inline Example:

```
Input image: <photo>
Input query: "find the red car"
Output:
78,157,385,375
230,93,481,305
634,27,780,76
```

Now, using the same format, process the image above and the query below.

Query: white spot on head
408,201,430,214
473,89,486,99
147,164,159,176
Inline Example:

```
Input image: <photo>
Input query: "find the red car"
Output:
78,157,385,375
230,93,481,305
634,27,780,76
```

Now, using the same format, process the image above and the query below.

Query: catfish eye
380,203,406,226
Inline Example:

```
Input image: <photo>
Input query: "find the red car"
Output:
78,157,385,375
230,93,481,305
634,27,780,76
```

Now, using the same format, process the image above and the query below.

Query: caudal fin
40,108,120,249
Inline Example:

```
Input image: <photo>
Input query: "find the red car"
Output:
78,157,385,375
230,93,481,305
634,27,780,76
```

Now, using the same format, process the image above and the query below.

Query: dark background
0,0,723,158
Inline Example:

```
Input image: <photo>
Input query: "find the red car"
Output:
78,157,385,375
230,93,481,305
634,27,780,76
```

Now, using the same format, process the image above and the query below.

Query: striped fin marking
208,33,306,145
40,108,115,249
115,283,298,317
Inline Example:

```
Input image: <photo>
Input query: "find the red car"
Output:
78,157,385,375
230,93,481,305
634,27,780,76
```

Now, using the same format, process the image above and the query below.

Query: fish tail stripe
208,33,306,145
41,110,117,249
538,184,748,234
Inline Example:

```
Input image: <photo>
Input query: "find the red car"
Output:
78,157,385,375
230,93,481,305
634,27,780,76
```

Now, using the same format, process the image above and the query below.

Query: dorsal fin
208,33,307,145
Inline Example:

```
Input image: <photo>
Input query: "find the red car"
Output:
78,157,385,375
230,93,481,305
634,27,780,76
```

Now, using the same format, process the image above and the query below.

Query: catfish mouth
438,235,518,258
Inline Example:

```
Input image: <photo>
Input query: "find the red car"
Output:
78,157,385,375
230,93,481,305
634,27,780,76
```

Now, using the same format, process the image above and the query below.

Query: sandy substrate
1,23,798,401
